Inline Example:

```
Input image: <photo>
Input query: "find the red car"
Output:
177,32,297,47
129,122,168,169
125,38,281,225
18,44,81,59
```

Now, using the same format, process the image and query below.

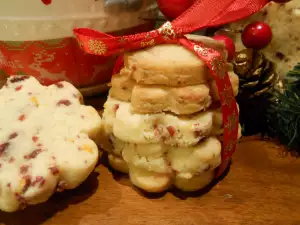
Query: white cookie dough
0,75,102,212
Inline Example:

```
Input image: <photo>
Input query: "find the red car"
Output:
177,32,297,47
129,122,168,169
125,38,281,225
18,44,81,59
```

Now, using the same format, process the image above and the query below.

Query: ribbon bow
74,0,269,178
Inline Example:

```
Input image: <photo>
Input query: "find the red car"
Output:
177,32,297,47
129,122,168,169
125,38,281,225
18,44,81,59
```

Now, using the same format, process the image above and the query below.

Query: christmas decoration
156,0,195,19
100,36,242,193
226,0,299,78
213,35,236,61
233,48,279,135
75,0,270,185
234,48,279,99
241,21,272,49
264,63,300,153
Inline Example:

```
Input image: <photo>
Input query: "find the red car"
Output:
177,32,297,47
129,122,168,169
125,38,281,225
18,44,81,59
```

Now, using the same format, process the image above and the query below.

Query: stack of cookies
100,35,241,193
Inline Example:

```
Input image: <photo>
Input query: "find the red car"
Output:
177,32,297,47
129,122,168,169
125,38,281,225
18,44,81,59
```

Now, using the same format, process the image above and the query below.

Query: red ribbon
73,0,269,178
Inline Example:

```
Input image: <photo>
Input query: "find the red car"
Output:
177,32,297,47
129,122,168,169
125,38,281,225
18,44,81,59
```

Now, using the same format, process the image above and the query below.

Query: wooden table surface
1,96,300,225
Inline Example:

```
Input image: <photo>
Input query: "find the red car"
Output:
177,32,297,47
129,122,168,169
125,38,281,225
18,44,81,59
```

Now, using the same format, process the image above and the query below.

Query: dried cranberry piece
167,126,176,137
0,143,9,157
18,114,26,121
49,166,59,175
21,176,32,193
24,149,42,159
7,183,11,188
10,76,30,83
54,82,64,88
57,181,67,192
20,165,29,174
32,136,39,143
57,99,72,106
32,176,45,187
15,85,23,91
15,193,28,206
9,132,18,140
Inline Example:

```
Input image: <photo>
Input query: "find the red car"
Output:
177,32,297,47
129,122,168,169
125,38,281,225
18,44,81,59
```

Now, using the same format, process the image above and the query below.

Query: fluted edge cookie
103,135,221,193
0,75,102,212
102,97,213,146
109,70,238,115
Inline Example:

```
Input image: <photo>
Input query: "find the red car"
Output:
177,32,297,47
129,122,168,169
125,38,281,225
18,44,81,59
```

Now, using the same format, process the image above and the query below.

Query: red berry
41,0,52,5
242,22,272,49
213,35,236,61
156,0,195,20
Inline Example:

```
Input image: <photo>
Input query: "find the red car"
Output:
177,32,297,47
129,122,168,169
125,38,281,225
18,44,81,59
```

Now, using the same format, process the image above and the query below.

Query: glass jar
0,0,157,91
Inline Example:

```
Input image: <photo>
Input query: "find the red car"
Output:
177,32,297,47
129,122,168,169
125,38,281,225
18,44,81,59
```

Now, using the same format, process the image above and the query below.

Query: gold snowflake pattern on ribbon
220,85,234,108
158,22,177,40
210,58,226,79
225,110,238,132
224,139,236,153
88,39,107,55
141,39,155,48
118,37,129,45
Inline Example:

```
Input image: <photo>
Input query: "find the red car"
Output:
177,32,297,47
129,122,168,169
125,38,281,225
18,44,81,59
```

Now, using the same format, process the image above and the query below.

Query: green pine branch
264,63,300,152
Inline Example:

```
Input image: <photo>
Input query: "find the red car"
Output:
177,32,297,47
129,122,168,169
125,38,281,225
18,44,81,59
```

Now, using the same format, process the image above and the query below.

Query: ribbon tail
74,28,165,56
178,38,239,178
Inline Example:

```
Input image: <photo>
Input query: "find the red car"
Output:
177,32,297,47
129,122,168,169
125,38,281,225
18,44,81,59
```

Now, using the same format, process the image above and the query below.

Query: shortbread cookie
103,97,213,146
129,166,172,193
102,135,221,176
210,106,242,138
174,171,214,192
109,70,238,115
110,73,135,102
108,154,129,174
227,1,300,78
102,133,222,192
110,74,212,114
167,137,221,176
0,75,102,212
131,83,212,114
121,35,227,86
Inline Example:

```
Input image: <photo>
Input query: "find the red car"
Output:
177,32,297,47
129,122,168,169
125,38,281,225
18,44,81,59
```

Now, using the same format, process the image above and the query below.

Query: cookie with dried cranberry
102,97,213,147
0,75,101,212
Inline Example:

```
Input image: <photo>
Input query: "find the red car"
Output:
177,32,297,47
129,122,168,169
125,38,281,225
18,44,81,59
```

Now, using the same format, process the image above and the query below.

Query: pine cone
233,48,279,99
